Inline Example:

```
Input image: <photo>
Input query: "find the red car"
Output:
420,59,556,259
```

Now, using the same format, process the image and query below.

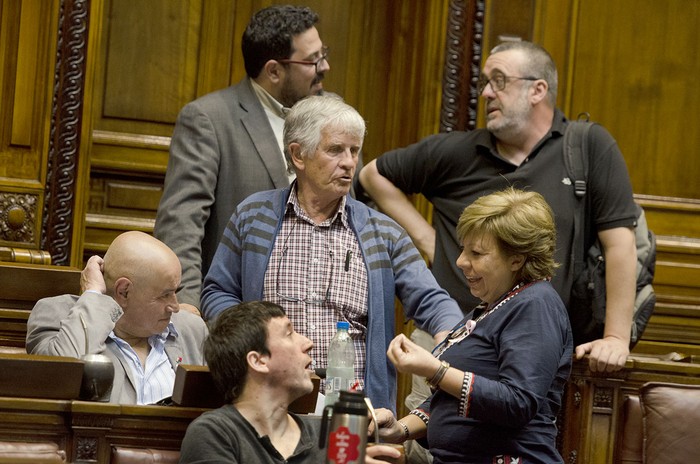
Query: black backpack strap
563,118,594,276
563,121,591,198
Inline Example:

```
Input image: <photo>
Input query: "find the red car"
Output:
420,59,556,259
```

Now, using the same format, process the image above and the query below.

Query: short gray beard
487,91,531,140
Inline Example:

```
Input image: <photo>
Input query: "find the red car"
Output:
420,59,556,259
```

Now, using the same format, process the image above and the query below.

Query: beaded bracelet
426,360,450,390
397,420,410,440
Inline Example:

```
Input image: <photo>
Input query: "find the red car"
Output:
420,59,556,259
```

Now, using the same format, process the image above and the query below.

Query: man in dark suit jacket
155,5,331,314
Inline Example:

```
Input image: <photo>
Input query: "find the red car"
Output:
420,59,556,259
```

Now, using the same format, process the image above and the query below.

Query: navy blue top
419,281,573,464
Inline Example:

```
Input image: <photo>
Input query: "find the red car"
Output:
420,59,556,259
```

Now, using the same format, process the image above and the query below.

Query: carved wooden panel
41,0,91,266
0,1,57,253
0,0,55,183
0,397,203,463
558,357,700,464
0,192,39,246
440,0,486,133
0,0,89,265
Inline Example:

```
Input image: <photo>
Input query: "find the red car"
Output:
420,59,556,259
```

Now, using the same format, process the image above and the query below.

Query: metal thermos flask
319,390,368,464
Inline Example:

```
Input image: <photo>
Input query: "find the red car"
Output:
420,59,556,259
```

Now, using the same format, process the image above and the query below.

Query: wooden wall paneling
566,0,700,201
337,0,367,110
0,0,93,267
197,0,237,96
226,0,254,87
0,262,81,347
0,0,53,184
95,0,202,135
0,1,58,257
82,0,460,260
411,0,451,253
307,0,354,105
336,0,392,160
378,0,453,416
639,195,700,238
531,0,573,111
101,2,200,124
83,0,238,260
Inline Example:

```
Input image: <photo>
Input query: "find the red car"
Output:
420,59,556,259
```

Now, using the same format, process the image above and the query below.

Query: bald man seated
26,231,208,405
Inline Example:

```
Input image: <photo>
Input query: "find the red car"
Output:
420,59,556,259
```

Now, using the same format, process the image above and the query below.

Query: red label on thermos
327,425,361,463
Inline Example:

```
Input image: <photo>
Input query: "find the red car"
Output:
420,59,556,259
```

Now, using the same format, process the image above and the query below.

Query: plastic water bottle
325,321,355,406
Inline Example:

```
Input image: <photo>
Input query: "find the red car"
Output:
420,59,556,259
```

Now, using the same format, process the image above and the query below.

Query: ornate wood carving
75,435,98,462
0,192,38,244
42,0,91,265
72,413,115,429
440,0,485,133
593,385,614,411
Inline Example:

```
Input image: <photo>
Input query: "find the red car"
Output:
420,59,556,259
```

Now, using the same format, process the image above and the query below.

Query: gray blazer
154,78,291,308
26,293,208,404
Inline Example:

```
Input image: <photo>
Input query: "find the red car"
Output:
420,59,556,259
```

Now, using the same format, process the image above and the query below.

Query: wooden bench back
0,263,81,348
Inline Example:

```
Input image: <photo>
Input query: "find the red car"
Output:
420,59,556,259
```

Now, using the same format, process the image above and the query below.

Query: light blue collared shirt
109,323,178,405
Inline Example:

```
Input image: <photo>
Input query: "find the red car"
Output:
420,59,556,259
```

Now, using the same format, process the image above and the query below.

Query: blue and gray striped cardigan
201,187,462,410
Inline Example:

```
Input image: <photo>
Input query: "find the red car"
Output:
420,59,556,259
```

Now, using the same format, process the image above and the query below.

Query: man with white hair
201,95,462,410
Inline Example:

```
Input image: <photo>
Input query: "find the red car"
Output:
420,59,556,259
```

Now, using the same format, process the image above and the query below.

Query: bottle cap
336,321,350,330
335,390,367,414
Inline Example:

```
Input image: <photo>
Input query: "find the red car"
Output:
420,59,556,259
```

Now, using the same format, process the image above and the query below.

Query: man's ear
289,142,305,171
247,350,270,374
530,79,549,105
262,59,285,85
112,277,132,306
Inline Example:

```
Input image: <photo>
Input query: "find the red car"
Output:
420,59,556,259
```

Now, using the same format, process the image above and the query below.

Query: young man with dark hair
179,301,401,463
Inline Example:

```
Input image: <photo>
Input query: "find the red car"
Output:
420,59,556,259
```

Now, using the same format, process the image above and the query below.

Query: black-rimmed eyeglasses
278,46,329,73
477,72,541,94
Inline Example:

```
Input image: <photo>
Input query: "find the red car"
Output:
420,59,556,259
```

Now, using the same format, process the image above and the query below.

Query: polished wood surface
0,354,84,400
0,396,206,463
0,263,80,304
0,262,81,347
0,1,58,253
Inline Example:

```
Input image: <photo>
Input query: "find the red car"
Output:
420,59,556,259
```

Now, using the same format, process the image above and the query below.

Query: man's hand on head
81,255,107,294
